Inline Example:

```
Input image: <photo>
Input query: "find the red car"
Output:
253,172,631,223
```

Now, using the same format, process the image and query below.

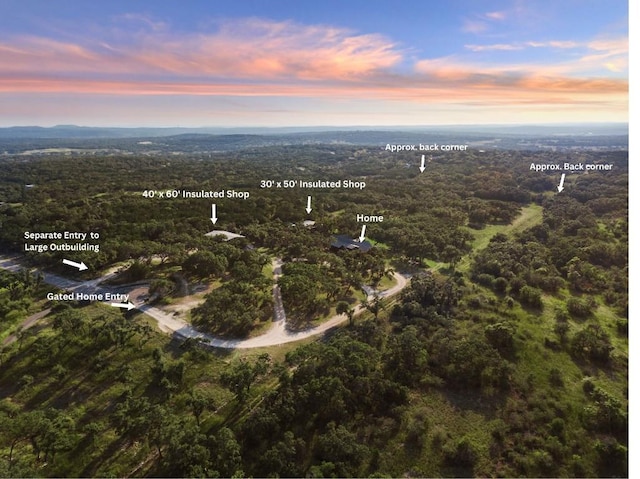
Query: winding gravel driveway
0,255,410,349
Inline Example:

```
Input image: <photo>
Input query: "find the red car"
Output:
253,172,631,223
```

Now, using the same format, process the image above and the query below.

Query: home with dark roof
330,234,372,253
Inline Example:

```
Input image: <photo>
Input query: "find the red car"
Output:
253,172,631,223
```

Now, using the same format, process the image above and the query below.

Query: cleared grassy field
467,203,544,251
455,203,544,272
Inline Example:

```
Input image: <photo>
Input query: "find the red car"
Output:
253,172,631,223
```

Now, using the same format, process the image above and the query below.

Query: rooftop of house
331,234,372,252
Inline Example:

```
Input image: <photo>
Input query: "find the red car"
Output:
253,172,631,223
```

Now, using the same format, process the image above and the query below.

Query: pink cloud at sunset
0,68,626,109
0,20,627,106
0,5,628,127
0,19,404,82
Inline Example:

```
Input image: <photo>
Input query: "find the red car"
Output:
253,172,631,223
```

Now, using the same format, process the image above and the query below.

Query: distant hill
0,123,628,139
0,124,628,153
0,125,194,139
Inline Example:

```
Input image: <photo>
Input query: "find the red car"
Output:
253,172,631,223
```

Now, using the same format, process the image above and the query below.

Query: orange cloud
0,70,626,109
411,57,626,107
455,35,628,80
580,37,628,73
0,19,627,114
0,19,402,83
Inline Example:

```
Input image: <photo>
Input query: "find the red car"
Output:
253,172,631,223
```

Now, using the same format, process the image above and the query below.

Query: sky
0,0,629,127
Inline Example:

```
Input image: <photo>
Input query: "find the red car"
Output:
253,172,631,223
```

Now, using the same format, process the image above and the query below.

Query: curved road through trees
0,255,410,349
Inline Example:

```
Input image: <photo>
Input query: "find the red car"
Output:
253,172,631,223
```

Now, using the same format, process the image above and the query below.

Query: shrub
444,436,478,468
549,369,564,388
518,285,543,308
485,322,516,356
474,273,495,288
567,297,594,318
493,277,509,293
405,418,428,450
571,324,613,364
508,277,526,295
540,275,564,293
595,438,628,477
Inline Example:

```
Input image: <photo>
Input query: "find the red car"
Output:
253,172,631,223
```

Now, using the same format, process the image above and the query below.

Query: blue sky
0,0,629,127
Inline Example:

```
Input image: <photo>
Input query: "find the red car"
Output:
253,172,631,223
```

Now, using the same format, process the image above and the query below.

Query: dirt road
0,255,410,349
138,271,408,349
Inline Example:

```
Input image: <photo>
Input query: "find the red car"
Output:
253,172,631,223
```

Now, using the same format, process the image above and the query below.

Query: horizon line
0,121,629,130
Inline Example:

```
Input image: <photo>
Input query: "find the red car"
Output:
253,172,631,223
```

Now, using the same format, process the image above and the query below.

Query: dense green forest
0,141,628,477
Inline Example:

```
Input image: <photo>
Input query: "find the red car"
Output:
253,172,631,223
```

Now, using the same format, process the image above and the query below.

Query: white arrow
419,155,426,173
557,173,566,193
62,258,88,271
306,196,312,214
210,204,218,224
111,301,135,311
359,225,367,243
